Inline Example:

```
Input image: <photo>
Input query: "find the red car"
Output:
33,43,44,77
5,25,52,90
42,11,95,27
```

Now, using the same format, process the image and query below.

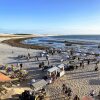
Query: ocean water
23,35,100,52
51,35,100,42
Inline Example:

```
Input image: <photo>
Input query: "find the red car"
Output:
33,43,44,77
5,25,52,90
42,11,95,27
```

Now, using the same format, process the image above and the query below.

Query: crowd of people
16,48,100,100
1,47,100,100
62,84,100,100
62,84,72,99
62,84,81,100
19,84,100,100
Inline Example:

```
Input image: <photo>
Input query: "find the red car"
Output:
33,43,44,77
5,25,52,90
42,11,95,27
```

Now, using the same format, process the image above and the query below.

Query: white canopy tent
56,64,65,77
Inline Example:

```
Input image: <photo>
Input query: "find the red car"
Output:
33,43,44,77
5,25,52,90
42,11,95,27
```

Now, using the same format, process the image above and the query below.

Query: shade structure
31,79,47,91
82,96,94,100
0,72,11,82
47,66,59,73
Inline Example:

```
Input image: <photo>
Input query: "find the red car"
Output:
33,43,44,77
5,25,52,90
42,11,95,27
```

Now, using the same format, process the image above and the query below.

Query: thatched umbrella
82,96,94,100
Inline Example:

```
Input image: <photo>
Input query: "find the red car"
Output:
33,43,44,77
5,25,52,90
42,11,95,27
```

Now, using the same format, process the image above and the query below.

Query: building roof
31,79,47,91
0,72,11,82
47,66,58,73
57,64,64,69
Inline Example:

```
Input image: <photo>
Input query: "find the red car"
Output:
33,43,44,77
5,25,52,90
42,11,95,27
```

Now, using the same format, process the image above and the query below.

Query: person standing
47,60,50,65
78,57,80,61
46,55,48,61
11,64,14,71
41,62,44,67
20,63,23,70
39,63,42,68
87,60,90,65
80,62,82,67
73,95,80,100
90,90,95,97
62,84,66,94
28,53,30,60
82,60,84,68
37,56,39,61
95,65,98,71
35,56,39,61
50,49,53,55
67,87,72,97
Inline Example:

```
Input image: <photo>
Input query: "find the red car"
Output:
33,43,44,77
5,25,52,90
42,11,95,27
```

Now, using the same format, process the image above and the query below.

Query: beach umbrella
82,96,94,100
0,72,11,82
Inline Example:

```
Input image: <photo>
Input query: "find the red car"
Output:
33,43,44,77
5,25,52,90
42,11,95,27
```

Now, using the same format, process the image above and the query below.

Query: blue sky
0,0,100,34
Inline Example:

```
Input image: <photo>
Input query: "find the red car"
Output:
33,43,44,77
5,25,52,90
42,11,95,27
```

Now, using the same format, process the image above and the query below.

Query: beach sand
0,35,42,99
0,34,100,100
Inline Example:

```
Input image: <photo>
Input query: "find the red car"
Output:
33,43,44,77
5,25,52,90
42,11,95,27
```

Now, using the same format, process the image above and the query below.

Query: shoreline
1,34,100,51
1,36,49,50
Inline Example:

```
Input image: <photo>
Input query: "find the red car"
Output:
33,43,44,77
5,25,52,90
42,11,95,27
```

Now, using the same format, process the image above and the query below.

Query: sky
0,0,100,35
